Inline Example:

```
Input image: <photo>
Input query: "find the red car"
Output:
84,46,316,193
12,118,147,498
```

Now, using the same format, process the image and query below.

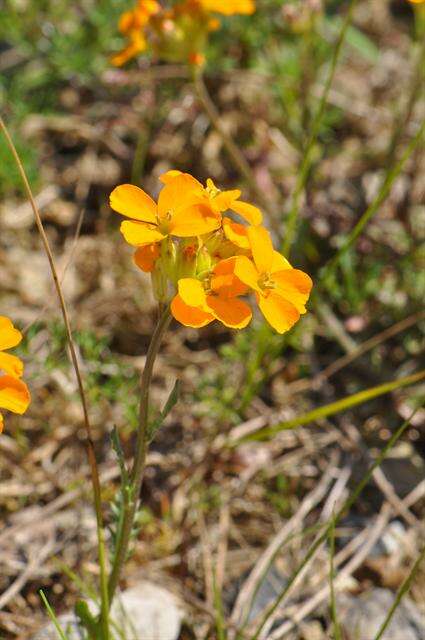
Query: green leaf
39,591,69,640
148,379,181,441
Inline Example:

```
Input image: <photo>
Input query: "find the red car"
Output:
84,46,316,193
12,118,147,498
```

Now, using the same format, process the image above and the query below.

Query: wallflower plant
0,315,31,432
104,169,313,618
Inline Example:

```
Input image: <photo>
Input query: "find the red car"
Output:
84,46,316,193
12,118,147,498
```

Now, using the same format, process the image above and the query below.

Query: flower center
258,272,275,290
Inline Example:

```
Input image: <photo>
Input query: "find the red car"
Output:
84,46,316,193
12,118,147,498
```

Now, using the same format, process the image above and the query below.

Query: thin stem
0,116,110,639
192,68,278,223
283,0,359,257
108,306,172,604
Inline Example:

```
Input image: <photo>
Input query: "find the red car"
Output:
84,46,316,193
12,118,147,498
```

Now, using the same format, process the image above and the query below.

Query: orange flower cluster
110,171,312,333
0,316,31,432
111,0,255,67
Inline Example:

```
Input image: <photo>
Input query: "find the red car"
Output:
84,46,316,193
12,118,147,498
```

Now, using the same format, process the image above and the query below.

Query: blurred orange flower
0,316,31,432
111,0,160,66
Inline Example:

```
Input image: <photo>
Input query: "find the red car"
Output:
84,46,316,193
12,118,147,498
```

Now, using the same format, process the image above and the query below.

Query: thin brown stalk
0,116,110,637
192,68,279,226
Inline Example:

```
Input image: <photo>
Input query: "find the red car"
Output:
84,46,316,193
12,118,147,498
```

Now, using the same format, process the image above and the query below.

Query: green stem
283,0,359,257
107,306,171,605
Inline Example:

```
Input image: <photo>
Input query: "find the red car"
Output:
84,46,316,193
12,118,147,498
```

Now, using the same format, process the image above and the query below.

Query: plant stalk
192,67,279,225
0,116,110,639
108,306,172,604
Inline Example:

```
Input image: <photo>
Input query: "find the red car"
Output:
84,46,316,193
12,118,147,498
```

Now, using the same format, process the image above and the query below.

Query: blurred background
0,0,424,637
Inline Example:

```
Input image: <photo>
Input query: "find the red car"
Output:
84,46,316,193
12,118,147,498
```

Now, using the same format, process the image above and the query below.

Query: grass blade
329,515,342,640
39,590,69,640
240,369,425,442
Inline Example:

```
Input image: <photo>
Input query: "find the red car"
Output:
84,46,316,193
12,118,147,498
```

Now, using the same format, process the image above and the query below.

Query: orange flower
111,0,160,66
0,316,31,432
234,227,312,334
171,258,252,329
110,172,222,247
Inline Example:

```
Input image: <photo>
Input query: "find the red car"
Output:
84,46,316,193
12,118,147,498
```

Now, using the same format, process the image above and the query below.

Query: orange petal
169,204,221,237
0,353,24,378
223,218,250,249
234,256,261,292
178,278,207,308
159,170,184,184
110,184,158,222
211,258,248,297
120,221,165,246
0,375,31,415
206,296,252,329
133,244,160,272
257,291,300,334
272,269,313,314
110,38,146,66
171,295,213,328
158,173,203,217
0,316,22,351
231,200,262,225
247,226,274,274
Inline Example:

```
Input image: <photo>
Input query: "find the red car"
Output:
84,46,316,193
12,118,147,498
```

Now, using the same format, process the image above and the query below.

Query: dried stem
192,67,279,226
107,306,172,604
0,116,110,637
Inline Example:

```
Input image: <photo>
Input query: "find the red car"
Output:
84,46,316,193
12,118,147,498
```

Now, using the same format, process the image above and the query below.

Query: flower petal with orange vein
120,221,166,246
0,316,22,351
0,353,24,378
169,204,221,237
247,225,274,274
0,375,31,415
178,278,207,308
223,218,250,249
206,296,252,329
110,184,158,222
234,255,261,292
231,200,262,225
133,244,160,272
257,291,300,334
171,295,213,328
272,269,313,314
